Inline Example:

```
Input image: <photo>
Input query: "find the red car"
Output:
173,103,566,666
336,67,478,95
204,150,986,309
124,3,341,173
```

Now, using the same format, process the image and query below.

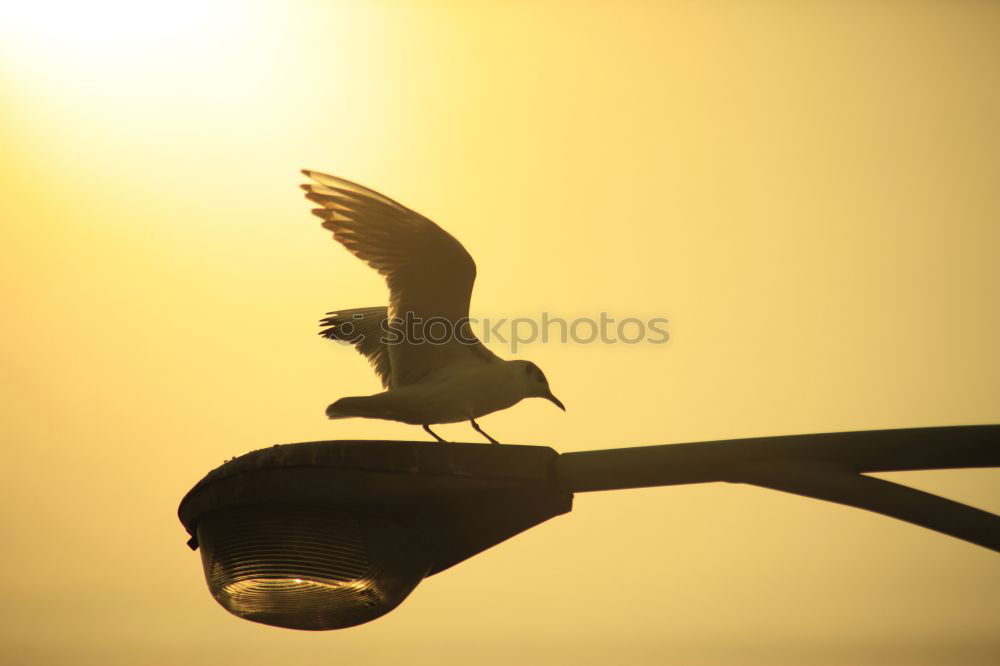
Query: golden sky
1,1,998,664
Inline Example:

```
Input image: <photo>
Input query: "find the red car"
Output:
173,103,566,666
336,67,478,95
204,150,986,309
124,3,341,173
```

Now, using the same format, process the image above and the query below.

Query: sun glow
0,6,188,82
0,0,301,108
0,1,228,60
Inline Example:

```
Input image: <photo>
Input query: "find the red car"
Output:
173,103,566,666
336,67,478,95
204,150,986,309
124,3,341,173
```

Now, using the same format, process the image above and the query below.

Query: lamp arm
553,425,1000,552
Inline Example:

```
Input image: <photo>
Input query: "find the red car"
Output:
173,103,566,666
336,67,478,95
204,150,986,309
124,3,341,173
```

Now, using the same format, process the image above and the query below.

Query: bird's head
511,360,565,411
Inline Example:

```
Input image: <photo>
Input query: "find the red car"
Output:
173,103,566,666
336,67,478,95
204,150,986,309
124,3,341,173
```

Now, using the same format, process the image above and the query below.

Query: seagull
301,170,565,444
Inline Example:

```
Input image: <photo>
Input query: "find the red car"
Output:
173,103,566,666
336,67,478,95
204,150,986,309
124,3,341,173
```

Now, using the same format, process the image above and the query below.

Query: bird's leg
422,424,447,443
470,419,500,445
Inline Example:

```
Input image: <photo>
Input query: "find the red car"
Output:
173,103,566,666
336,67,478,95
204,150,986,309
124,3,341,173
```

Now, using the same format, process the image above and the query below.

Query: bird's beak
545,392,566,411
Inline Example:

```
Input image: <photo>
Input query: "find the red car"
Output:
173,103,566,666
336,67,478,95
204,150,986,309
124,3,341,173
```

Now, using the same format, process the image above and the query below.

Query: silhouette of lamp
178,425,1000,630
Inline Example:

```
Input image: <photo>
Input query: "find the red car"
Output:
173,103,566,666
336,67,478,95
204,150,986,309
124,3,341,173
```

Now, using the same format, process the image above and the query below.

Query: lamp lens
197,504,430,630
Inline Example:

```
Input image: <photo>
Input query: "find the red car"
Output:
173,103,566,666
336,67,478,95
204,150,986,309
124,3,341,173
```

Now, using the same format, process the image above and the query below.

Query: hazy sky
1,2,998,665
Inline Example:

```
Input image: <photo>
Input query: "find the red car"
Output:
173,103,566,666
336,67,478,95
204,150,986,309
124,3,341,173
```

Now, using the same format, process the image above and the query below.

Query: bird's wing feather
303,171,498,386
319,307,392,388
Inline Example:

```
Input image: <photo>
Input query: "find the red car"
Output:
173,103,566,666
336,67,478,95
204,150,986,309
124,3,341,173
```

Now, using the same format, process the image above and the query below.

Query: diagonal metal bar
728,460,1000,552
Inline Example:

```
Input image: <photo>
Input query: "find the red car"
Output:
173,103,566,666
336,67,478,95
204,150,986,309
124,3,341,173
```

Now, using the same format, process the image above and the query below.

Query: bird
301,170,565,444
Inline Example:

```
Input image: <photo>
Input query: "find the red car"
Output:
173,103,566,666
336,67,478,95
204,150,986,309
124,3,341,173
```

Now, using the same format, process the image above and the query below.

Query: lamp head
178,441,572,630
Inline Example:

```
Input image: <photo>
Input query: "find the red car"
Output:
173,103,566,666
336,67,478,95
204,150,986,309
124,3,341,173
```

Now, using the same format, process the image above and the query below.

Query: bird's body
327,359,533,426
302,170,563,443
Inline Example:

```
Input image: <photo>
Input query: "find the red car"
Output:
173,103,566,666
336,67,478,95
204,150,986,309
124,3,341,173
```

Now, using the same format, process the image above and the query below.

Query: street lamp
178,425,1000,630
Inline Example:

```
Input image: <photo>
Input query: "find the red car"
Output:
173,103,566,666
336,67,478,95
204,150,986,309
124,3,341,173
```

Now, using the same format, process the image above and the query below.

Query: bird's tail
326,395,391,420
326,397,360,419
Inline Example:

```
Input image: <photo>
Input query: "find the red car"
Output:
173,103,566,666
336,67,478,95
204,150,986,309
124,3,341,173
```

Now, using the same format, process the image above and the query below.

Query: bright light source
0,1,222,59
197,504,431,630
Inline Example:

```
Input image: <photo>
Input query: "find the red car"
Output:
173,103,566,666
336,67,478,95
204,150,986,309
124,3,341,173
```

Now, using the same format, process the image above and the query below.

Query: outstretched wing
319,307,392,388
303,170,497,386
302,171,475,323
